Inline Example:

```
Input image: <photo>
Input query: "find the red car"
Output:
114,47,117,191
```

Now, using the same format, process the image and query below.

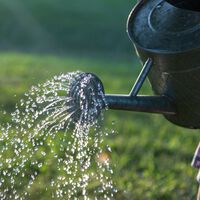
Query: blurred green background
0,0,199,199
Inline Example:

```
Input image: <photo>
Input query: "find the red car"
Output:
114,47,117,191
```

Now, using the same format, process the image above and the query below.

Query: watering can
70,0,200,129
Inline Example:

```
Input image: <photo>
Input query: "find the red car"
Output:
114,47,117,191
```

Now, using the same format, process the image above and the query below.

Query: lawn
0,52,199,200
0,0,200,199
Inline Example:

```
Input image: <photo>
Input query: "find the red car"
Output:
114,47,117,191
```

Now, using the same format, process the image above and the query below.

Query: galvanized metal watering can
125,0,200,129
71,0,200,129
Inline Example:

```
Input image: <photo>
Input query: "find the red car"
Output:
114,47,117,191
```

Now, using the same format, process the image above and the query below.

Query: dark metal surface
165,0,200,11
105,95,176,115
128,0,200,52
130,58,153,96
127,0,200,128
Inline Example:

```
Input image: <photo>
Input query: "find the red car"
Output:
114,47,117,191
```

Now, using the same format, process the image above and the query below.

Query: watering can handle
129,58,153,96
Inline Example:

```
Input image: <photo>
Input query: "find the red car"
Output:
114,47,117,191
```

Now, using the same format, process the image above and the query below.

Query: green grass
0,52,199,199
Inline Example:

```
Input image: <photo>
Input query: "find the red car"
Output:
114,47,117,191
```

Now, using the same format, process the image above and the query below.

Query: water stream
0,71,116,200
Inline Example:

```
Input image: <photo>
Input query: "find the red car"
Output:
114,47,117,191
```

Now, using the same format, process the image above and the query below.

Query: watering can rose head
67,72,106,124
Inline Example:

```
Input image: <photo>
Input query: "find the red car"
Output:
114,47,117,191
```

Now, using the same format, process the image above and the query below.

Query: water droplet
0,71,116,199
38,163,42,168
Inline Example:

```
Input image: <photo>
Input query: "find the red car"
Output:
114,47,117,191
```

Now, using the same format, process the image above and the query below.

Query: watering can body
127,0,200,128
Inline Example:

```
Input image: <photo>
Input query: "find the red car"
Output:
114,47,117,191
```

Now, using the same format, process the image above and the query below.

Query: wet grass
0,52,199,199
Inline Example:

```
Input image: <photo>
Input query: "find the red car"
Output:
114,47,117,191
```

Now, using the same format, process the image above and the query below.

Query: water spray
67,1,200,199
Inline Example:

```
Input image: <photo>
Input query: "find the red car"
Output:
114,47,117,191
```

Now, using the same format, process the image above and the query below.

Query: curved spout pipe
105,95,176,115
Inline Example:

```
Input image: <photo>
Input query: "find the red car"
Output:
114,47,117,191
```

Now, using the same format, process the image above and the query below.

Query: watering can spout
68,57,176,124
105,95,176,115
103,58,176,115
